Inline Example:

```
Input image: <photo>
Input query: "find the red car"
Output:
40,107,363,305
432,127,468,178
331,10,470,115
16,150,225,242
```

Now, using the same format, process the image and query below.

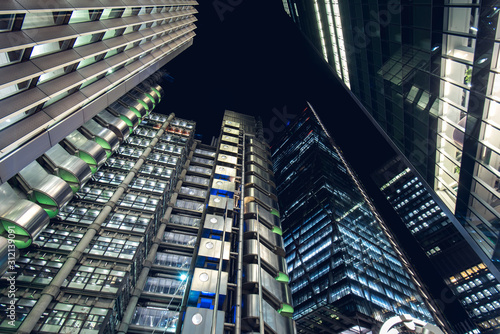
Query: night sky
156,0,469,325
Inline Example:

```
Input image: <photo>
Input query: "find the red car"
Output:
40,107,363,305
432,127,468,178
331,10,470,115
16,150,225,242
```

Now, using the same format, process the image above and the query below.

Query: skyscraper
0,1,198,183
282,0,500,281
0,100,294,333
374,157,500,333
272,104,448,333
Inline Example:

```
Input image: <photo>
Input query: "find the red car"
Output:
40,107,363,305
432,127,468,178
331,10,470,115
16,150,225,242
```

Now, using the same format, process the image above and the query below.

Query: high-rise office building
0,1,198,183
272,104,448,333
282,0,500,281
374,156,500,333
0,3,200,331
0,99,294,334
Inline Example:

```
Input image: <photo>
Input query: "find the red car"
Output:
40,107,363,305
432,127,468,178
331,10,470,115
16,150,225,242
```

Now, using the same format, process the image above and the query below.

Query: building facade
0,1,198,183
282,0,500,282
374,157,500,333
0,101,294,333
272,104,448,333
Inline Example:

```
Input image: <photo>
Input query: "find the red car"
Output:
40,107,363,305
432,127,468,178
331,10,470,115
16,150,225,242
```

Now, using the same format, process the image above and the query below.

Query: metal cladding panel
217,154,238,165
244,188,278,212
197,238,230,261
214,165,237,177
0,237,9,275
0,183,50,248
242,295,294,334
44,144,92,188
211,179,236,193
246,137,268,151
96,110,130,142
208,195,234,211
245,202,280,227
247,144,270,159
181,307,224,334
244,263,292,305
245,175,276,195
224,120,240,128
222,127,239,136
219,143,238,154
191,268,228,295
243,239,286,274
17,161,73,209
244,219,283,250
81,119,120,152
246,154,273,171
203,214,232,233
221,135,239,144
246,164,274,183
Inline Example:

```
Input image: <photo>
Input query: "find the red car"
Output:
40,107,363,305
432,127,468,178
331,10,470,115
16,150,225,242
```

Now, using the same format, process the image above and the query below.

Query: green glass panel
44,208,58,218
272,226,282,236
145,93,156,106
77,152,97,171
13,237,32,249
94,137,111,150
278,304,293,317
59,169,78,184
271,209,280,218
137,99,149,111
275,272,289,283
129,106,141,118
33,191,56,207
1,220,29,236
1,220,32,249
119,115,134,134
151,87,161,99
70,184,80,193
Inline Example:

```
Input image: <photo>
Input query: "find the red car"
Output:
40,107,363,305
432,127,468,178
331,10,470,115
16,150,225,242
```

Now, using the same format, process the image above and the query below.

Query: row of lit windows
449,263,489,284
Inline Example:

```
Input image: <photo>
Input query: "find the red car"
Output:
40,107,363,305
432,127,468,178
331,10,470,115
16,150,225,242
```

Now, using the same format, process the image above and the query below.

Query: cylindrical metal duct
42,144,92,192
16,161,73,218
0,183,50,249
63,130,107,173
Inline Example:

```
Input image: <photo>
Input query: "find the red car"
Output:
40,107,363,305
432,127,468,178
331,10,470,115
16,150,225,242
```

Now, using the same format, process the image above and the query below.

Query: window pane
31,41,63,59
0,14,15,32
22,12,67,30
100,8,123,20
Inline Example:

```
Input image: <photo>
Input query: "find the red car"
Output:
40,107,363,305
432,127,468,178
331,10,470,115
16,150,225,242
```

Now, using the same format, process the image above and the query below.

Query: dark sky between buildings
156,0,469,325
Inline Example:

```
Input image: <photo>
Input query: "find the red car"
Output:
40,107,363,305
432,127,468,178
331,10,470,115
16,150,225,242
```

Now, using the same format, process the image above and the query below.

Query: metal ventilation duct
0,183,50,249
136,84,160,105
63,130,107,173
152,84,164,102
107,101,139,134
80,119,119,158
128,89,154,113
16,161,73,218
41,144,92,193
119,95,147,118
95,110,130,142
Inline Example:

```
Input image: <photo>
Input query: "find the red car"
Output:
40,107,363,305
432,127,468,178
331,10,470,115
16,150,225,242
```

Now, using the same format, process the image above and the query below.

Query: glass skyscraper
374,157,500,332
272,104,448,333
282,0,500,282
